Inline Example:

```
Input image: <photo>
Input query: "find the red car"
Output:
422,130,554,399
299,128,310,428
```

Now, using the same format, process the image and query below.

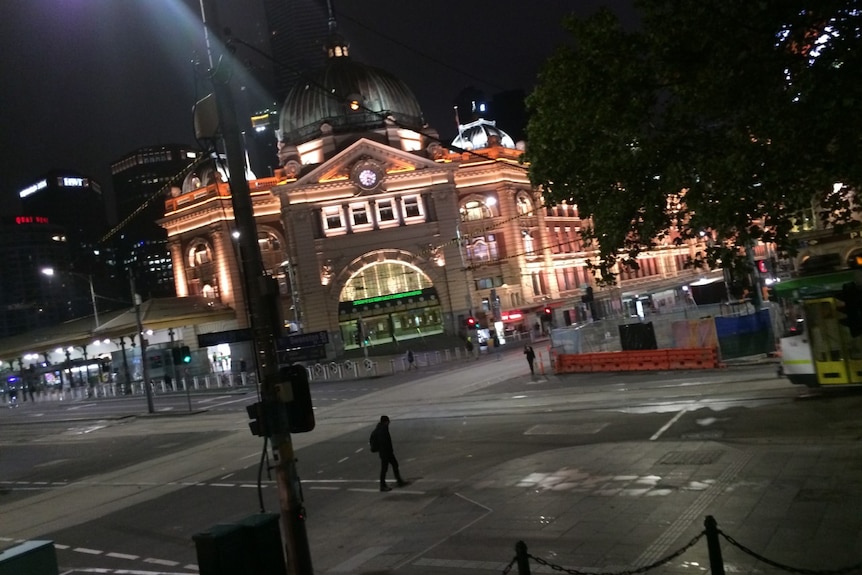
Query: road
1,350,861,575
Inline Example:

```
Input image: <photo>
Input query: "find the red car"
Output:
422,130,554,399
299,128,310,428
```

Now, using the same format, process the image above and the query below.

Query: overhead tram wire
100,48,238,248
99,154,208,245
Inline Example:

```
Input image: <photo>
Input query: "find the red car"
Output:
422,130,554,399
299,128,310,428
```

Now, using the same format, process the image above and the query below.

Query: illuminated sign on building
15,216,50,225
18,179,47,198
61,177,85,187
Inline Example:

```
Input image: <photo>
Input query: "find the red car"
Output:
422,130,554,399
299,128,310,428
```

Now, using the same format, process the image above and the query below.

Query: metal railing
503,516,862,575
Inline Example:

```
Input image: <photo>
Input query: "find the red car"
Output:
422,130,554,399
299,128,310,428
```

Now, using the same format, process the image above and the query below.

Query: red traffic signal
465,317,477,328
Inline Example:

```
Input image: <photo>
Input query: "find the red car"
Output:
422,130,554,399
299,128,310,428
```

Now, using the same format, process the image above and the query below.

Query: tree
525,0,862,282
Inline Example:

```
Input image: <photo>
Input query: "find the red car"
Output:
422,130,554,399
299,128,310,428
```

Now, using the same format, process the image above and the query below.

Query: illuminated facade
159,27,718,355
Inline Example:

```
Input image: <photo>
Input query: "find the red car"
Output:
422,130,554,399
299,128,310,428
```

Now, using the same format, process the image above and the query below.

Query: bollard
515,540,531,575
704,516,725,575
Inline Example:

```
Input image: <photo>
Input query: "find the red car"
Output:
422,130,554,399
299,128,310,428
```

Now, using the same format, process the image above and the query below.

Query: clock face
358,168,378,188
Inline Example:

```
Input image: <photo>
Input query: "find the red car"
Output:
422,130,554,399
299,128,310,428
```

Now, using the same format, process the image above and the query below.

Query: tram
775,269,862,387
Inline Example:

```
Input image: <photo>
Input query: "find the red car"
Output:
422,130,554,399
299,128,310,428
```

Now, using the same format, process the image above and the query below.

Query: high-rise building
244,0,330,179
17,170,107,271
0,216,75,338
110,145,199,298
261,0,330,105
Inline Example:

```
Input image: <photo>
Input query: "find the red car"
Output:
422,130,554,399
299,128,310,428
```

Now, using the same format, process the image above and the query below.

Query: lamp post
41,268,99,328
198,1,313,571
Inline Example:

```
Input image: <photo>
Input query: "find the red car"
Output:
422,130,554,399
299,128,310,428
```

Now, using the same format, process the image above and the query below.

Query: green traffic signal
172,345,193,365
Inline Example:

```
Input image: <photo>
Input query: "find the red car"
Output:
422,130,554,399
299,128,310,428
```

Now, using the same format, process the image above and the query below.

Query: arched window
257,229,286,274
188,241,212,267
186,240,216,297
339,261,433,302
522,230,535,254
516,192,533,215
466,235,499,263
460,196,498,221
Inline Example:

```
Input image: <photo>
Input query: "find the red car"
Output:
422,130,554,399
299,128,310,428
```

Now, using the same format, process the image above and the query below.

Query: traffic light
465,316,477,329
543,307,552,321
355,320,364,345
836,282,862,338
280,364,315,433
245,401,269,437
172,345,192,365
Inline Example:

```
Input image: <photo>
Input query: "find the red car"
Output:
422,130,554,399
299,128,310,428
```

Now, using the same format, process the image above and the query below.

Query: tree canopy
524,0,862,281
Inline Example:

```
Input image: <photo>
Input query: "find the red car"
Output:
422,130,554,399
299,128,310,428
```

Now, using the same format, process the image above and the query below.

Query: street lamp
41,268,99,328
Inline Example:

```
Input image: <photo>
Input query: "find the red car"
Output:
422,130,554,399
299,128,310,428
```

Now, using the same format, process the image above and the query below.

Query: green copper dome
278,49,425,146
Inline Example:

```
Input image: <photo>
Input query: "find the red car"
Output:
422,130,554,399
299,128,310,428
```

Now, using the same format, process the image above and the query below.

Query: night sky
0,0,636,216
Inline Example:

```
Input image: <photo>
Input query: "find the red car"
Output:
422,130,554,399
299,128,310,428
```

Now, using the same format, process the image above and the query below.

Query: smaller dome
451,118,515,151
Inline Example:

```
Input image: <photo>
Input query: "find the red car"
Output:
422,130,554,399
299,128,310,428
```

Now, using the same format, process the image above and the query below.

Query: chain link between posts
719,529,862,575
502,524,862,575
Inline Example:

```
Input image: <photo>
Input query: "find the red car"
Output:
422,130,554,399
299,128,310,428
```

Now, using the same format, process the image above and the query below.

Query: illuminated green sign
353,289,423,306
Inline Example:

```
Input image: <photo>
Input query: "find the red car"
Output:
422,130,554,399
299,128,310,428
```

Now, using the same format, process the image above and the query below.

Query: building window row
475,275,505,290
619,257,661,281
549,226,583,253
554,266,591,292
321,195,425,237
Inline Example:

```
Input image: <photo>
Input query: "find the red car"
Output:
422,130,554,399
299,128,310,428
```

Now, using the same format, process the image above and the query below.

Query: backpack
369,429,380,453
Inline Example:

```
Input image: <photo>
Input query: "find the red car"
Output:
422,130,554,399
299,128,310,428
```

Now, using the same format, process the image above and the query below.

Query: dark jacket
372,423,394,456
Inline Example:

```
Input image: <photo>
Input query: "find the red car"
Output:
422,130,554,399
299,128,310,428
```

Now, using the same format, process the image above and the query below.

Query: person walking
524,345,536,375
369,415,407,491
406,349,416,370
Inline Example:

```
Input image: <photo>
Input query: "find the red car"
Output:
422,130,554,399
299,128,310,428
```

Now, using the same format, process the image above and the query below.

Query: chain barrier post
515,540,531,575
704,515,725,575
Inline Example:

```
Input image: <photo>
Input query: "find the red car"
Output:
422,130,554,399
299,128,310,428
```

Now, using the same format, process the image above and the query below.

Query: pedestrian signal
172,346,192,365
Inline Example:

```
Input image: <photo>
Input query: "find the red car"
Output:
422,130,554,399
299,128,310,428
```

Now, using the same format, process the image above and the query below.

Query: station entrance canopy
0,297,235,361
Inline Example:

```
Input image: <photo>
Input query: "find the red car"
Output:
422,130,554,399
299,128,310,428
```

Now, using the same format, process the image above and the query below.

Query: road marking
106,552,139,560
650,408,689,440
329,545,390,572
143,557,180,566
398,492,493,570
73,547,103,555
337,456,349,463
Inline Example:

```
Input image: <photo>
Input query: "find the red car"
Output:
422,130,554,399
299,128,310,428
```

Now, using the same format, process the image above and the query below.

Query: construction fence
550,302,781,372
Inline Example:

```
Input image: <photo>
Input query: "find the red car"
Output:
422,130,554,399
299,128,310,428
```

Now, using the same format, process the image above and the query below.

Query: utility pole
131,275,154,414
198,1,314,572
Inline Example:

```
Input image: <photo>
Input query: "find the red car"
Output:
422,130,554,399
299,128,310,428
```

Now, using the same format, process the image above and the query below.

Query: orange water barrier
555,347,720,373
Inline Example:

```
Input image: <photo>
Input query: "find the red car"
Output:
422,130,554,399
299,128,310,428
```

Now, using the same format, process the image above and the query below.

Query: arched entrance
337,260,443,349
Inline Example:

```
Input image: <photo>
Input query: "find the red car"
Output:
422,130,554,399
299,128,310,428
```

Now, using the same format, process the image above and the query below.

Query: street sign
277,331,329,350
197,328,253,347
